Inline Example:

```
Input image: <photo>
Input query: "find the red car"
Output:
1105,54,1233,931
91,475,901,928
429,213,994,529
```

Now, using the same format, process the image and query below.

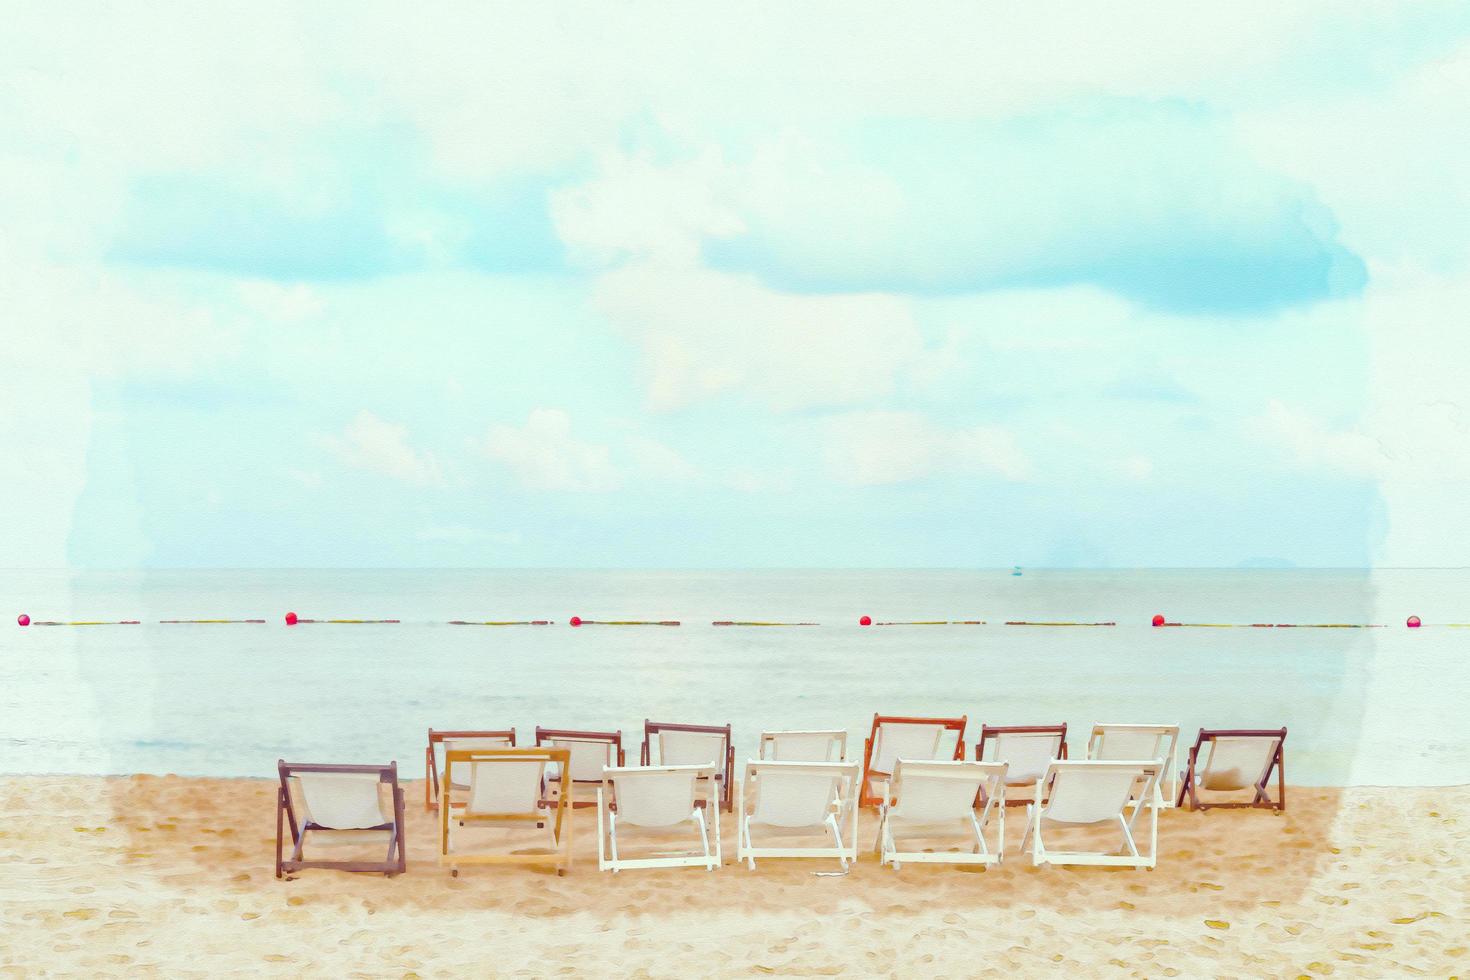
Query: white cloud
822,411,1029,485
1254,400,1388,477
627,436,705,486
481,409,620,492
321,410,445,486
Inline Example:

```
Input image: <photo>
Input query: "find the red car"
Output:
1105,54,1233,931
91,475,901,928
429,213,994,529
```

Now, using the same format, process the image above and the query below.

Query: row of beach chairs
275,716,1287,879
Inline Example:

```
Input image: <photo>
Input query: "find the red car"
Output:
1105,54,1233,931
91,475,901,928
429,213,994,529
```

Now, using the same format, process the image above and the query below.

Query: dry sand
0,776,1465,977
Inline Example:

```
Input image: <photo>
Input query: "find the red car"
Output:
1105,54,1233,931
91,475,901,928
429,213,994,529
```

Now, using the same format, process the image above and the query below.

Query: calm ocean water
1,568,1465,786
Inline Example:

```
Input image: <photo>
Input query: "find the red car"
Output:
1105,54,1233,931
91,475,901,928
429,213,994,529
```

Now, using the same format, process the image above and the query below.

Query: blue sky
4,2,1470,568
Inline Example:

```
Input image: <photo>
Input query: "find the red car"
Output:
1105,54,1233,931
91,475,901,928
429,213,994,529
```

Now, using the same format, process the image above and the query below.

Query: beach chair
597,764,721,871
975,724,1067,807
1088,723,1180,808
875,760,1008,870
425,728,517,810
641,721,735,811
1177,728,1287,812
859,714,967,807
439,747,572,876
1020,759,1163,869
736,760,859,870
536,727,625,809
759,729,848,762
275,761,406,878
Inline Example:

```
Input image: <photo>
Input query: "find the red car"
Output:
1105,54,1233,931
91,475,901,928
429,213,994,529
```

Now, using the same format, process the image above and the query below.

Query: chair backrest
280,762,396,830
869,716,966,775
447,748,566,817
606,765,713,828
889,760,1006,821
428,728,516,785
1088,723,1179,765
536,728,623,783
1043,760,1160,825
759,730,847,762
1196,730,1284,791
644,721,732,780
977,725,1067,782
745,761,857,827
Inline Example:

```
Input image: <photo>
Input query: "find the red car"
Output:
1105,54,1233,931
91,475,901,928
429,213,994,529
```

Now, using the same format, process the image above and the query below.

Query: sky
3,2,1470,568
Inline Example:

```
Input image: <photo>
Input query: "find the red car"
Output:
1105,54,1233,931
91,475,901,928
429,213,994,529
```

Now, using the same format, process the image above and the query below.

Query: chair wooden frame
975,724,1069,807
1087,723,1180,809
439,747,573,876
276,761,406,878
736,759,860,870
1177,727,1287,812
640,720,736,812
425,728,517,811
859,714,967,808
535,727,625,808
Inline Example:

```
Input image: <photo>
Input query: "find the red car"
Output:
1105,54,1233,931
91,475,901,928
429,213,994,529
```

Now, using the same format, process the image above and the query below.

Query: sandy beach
0,776,1464,977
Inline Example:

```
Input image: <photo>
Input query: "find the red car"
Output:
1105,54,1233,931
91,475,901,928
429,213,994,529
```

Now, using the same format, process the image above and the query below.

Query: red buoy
859,615,872,626
1151,614,1165,627
17,613,29,627
570,616,582,627
1407,615,1421,628
285,611,298,626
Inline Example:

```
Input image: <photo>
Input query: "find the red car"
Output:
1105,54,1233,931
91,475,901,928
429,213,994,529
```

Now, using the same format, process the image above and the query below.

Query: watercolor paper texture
2,3,1468,976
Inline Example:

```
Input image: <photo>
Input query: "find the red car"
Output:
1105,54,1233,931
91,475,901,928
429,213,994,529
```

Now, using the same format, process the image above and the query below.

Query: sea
2,568,1465,787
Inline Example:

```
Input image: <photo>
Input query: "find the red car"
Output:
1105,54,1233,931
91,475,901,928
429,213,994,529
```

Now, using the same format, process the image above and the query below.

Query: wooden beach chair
975,724,1067,807
439,746,572,876
1088,723,1180,808
736,760,859,870
641,721,735,811
859,714,967,807
759,729,848,762
875,760,1008,870
535,727,625,808
425,728,516,811
1177,728,1287,812
597,764,721,872
276,761,406,878
1020,759,1163,869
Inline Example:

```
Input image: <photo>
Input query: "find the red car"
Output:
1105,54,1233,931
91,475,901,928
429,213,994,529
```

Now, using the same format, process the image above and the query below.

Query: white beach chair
975,724,1068,806
1020,760,1162,869
860,714,966,806
1088,723,1180,808
598,764,721,872
439,747,572,876
759,729,848,762
736,760,859,870
875,760,1008,869
1178,728,1287,812
276,761,407,878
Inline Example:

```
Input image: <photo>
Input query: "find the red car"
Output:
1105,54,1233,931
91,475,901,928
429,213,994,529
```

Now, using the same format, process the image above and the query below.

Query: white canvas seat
598,764,721,872
976,725,1068,805
1020,760,1162,869
1088,723,1180,807
736,760,859,870
276,762,406,878
439,747,572,876
875,760,1008,869
1178,728,1287,811
759,730,847,762
860,715,966,806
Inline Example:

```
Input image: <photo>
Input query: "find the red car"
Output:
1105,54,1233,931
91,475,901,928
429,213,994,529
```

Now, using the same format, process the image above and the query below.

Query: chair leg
275,787,285,879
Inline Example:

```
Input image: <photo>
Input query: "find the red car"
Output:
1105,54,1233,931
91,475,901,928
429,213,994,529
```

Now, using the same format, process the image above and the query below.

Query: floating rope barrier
712,621,819,626
872,620,987,626
448,620,554,626
570,617,680,627
159,619,266,624
1005,621,1116,627
27,620,141,626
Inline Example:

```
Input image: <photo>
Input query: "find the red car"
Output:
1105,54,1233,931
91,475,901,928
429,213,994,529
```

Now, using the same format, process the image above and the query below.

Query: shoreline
1,776,1465,976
